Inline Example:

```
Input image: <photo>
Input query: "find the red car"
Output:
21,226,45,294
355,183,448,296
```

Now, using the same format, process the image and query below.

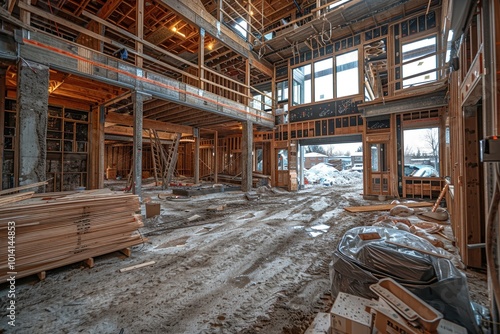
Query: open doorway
299,139,363,190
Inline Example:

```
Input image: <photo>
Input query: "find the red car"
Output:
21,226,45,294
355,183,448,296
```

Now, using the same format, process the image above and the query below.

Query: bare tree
423,128,439,171
404,145,414,164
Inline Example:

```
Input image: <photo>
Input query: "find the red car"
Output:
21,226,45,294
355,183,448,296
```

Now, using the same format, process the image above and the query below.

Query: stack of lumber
0,189,144,281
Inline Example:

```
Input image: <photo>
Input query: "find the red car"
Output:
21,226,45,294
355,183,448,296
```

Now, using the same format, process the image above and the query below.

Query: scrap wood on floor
344,201,434,213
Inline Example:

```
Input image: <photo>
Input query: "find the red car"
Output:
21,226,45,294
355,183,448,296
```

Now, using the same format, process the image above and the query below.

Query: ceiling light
171,26,186,38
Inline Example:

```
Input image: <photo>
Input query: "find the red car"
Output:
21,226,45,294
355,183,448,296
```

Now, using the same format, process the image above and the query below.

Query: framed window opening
314,57,333,102
403,127,440,177
336,49,359,97
292,64,311,105
402,35,437,88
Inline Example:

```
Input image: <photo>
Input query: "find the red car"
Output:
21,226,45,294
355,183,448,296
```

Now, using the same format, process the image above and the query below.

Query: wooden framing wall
104,144,153,180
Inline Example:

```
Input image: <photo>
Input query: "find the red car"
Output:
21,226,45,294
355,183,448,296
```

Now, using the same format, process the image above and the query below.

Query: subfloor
0,177,488,333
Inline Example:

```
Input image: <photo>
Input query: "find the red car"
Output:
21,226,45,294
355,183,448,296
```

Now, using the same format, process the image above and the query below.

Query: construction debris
119,261,156,273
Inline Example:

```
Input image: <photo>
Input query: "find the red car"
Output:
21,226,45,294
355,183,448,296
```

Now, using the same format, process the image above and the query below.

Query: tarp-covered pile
329,226,482,333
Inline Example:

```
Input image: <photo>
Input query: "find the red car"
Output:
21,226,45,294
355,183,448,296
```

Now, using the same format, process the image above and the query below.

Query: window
336,50,359,97
292,65,311,105
234,19,248,39
403,127,440,177
251,94,262,110
314,58,333,101
402,36,437,87
276,80,288,102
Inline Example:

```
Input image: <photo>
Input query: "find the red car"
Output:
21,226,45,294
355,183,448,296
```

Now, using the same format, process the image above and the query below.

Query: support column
241,120,253,192
89,105,105,189
17,60,49,192
214,130,218,183
136,0,144,68
198,28,205,90
299,143,305,189
132,91,145,197
194,128,200,184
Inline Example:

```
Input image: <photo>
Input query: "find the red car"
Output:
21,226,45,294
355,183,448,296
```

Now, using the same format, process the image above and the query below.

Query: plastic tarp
329,226,481,334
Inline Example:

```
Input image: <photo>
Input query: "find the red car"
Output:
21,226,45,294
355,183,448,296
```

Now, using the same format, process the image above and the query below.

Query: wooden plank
0,180,48,196
105,112,193,136
119,261,156,273
0,192,35,207
0,191,145,281
344,201,433,213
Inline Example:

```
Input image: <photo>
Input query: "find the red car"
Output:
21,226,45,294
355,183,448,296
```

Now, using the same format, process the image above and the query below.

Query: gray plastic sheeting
329,226,482,334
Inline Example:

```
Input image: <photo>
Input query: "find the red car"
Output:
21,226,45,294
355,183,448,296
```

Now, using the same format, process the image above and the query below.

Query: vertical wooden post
136,0,144,68
241,120,253,192
20,0,31,25
217,0,223,23
132,91,144,197
199,28,205,90
194,128,200,184
245,59,251,106
214,130,219,183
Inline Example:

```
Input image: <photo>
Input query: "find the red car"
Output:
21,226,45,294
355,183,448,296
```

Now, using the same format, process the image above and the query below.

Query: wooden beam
104,125,176,141
8,0,17,13
106,112,193,135
136,0,144,68
81,10,195,68
160,0,273,77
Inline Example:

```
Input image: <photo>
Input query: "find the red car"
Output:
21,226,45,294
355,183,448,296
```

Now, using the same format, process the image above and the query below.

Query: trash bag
329,226,482,334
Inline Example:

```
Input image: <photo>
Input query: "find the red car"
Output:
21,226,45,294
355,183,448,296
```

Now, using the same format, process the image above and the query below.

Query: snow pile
304,163,362,186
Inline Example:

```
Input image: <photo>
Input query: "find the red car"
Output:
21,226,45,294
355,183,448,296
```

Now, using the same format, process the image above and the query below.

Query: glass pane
278,149,288,170
403,128,440,176
402,36,437,88
371,144,379,172
336,50,359,97
252,94,262,110
292,65,311,105
314,58,333,101
276,80,288,102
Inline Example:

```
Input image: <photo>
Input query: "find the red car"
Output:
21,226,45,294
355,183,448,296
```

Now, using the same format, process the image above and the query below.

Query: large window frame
292,64,312,106
336,49,359,98
314,57,334,102
290,48,360,107
401,35,438,88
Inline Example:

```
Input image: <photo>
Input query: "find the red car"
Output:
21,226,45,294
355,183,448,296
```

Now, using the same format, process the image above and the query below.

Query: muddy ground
0,180,488,333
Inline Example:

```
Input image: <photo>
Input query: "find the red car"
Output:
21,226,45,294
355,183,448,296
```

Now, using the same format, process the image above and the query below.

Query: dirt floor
0,178,489,333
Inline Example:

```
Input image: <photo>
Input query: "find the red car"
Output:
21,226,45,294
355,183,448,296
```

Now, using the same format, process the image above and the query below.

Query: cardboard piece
304,312,331,334
145,203,161,218
330,292,378,334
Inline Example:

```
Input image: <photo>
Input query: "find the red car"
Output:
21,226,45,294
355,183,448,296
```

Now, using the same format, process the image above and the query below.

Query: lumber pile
0,189,144,281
